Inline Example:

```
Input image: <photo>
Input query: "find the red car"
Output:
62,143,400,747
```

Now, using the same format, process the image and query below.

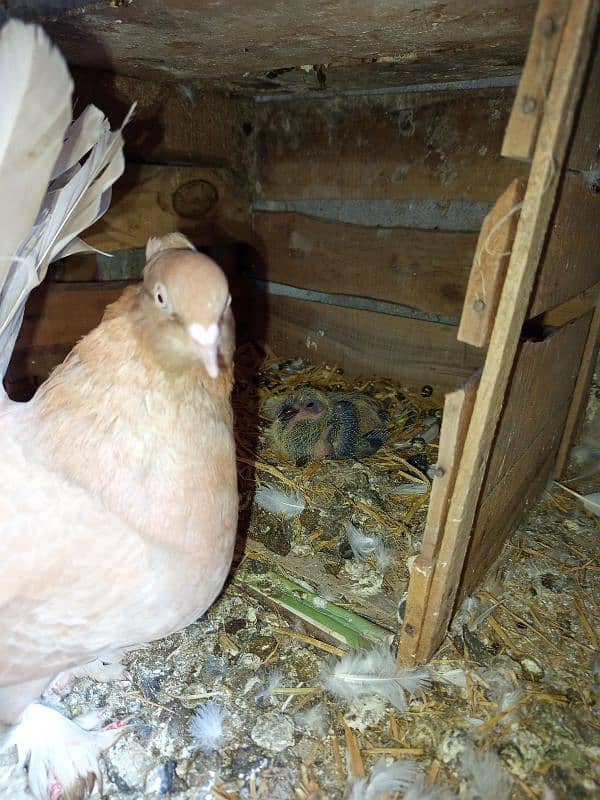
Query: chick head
269,388,332,465
141,233,234,379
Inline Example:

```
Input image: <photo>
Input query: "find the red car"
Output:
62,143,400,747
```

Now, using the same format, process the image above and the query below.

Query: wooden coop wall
401,0,600,663
7,72,531,398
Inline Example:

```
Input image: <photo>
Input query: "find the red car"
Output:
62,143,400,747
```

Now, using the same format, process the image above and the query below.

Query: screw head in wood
472,298,486,313
404,623,416,636
522,95,538,114
434,466,445,478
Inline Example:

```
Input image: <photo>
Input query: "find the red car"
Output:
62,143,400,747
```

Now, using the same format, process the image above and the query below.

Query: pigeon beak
188,323,220,378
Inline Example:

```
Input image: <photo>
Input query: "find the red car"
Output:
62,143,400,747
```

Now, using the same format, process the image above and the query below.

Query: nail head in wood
539,15,556,37
434,466,445,478
472,298,486,313
522,95,538,114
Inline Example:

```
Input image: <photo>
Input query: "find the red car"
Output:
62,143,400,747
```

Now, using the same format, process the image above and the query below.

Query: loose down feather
0,19,133,378
255,484,306,518
554,482,600,518
322,647,430,711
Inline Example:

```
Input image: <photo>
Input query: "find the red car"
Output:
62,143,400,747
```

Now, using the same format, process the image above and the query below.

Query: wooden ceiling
6,0,538,93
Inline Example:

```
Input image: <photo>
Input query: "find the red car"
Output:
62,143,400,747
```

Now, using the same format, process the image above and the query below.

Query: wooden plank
81,164,252,253
398,373,480,665
14,282,127,350
402,0,600,662
72,69,254,167
458,178,526,347
502,0,570,161
529,171,600,318
255,88,528,202
250,212,477,317
568,25,600,171
555,300,600,475
460,313,592,597
240,293,483,394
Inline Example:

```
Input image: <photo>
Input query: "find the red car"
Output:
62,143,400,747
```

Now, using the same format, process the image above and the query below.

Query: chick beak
188,322,220,378
277,404,298,423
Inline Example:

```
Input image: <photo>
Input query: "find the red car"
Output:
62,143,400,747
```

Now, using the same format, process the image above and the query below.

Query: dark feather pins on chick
268,388,388,466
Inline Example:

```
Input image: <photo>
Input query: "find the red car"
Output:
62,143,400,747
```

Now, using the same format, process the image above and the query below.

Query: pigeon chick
0,234,238,799
269,388,387,466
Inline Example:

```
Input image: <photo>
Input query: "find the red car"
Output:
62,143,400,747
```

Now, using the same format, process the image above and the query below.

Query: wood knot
172,179,219,219
404,623,416,636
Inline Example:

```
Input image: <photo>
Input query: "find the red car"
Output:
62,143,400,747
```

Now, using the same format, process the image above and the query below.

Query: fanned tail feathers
0,19,133,379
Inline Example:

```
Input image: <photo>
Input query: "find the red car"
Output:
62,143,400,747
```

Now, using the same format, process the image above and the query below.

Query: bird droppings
1,354,598,799
250,713,295,752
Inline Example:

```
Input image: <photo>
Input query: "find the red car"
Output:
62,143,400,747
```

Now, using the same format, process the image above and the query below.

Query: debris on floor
0,351,598,800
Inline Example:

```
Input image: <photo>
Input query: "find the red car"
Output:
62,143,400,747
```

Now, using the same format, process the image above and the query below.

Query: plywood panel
460,312,592,597
246,294,483,394
255,89,528,202
250,212,476,317
568,25,600,171
529,172,600,318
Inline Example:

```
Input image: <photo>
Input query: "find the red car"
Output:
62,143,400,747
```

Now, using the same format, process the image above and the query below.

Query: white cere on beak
188,323,220,378
188,323,219,345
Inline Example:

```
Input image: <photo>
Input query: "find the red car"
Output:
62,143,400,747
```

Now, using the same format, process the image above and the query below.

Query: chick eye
305,401,315,409
154,283,169,310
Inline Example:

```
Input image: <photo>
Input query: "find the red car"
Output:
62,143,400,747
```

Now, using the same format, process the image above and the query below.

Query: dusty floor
1,355,598,800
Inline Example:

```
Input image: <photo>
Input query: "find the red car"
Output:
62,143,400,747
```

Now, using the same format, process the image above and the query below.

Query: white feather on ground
255,484,306,517
322,647,430,711
346,522,378,558
347,759,422,799
255,668,284,702
293,703,329,737
189,701,225,753
460,745,513,800
374,540,393,571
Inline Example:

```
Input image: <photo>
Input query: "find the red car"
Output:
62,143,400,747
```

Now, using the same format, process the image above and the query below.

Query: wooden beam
458,178,526,347
502,0,570,161
398,373,479,665
249,212,476,317
401,0,600,662
45,2,537,84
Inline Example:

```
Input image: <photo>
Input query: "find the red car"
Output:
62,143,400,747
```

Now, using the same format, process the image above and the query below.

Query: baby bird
269,388,387,466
